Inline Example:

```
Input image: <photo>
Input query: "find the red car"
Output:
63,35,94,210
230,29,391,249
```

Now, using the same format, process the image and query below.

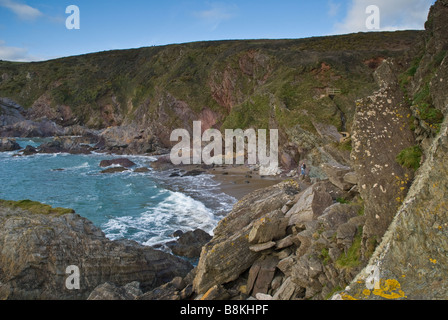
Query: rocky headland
0,200,192,300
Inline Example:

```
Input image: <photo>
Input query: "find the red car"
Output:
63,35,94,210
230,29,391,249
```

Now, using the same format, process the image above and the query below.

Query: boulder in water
99,158,136,168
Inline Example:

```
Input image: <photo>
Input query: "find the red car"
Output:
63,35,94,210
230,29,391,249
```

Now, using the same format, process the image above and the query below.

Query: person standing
300,162,306,177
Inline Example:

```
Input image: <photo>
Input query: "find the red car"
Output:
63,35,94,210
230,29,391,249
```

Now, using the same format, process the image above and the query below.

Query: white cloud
194,2,238,30
0,0,42,20
0,40,42,62
334,0,435,34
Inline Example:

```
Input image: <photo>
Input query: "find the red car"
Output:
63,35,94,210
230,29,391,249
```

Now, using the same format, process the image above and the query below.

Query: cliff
0,31,421,171
336,0,448,300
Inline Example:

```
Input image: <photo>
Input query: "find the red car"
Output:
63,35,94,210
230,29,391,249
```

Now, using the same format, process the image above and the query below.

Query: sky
0,0,437,62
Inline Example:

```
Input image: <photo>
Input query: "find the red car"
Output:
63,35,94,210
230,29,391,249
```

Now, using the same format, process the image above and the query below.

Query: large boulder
0,138,21,152
37,136,94,155
321,163,355,191
0,200,193,300
166,229,212,259
99,158,136,168
285,183,334,226
0,98,26,127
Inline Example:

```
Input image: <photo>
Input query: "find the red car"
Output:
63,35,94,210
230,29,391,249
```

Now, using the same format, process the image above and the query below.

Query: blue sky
0,0,436,62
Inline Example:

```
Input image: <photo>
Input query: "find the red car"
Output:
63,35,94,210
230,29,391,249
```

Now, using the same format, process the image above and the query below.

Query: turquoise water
0,138,236,247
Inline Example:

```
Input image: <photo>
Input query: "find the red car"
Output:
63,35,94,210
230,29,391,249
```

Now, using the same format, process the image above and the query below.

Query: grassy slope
0,31,421,137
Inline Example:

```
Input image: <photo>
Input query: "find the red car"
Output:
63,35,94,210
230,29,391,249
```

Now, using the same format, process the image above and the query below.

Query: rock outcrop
188,178,367,300
351,59,416,254
0,98,26,126
166,229,213,259
0,200,193,300
336,0,448,300
0,138,20,152
193,180,301,295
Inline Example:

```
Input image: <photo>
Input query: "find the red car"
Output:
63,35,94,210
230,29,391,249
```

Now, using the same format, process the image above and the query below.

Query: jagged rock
37,137,93,155
328,247,342,262
277,256,295,277
286,183,333,227
99,125,162,155
313,122,343,143
343,172,358,185
138,277,186,300
336,222,358,244
295,230,313,257
272,277,297,300
248,210,288,244
0,98,25,127
0,119,65,138
321,163,354,191
270,275,283,292
256,293,273,300
20,145,38,156
249,241,276,252
318,203,360,229
246,256,278,296
100,167,129,174
0,138,20,152
0,201,193,300
88,282,143,300
192,181,299,295
276,235,295,249
99,158,136,168
166,229,212,259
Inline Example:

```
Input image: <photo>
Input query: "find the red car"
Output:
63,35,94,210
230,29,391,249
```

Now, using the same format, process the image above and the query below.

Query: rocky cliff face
351,60,416,256
336,0,448,300
0,200,192,300
0,32,420,171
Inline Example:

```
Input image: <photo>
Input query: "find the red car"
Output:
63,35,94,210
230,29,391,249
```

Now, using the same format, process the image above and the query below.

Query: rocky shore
0,200,192,300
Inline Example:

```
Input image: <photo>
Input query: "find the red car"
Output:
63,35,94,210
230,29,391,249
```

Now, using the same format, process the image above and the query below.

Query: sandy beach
149,156,287,201
205,165,285,200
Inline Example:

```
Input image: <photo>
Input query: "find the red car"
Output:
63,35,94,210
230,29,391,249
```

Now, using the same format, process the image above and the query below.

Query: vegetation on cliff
0,199,75,215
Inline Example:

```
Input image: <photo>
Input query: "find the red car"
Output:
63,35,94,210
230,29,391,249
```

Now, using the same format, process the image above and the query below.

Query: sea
0,138,237,247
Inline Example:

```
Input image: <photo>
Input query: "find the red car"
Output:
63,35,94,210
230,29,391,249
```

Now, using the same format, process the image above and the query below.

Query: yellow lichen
372,279,406,299
340,292,358,300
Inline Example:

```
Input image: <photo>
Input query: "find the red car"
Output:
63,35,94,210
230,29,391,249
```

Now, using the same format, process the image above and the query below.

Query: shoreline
153,161,286,201
205,165,285,201
148,155,288,202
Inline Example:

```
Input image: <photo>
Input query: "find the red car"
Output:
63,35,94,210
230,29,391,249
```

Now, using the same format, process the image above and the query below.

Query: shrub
396,145,422,171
